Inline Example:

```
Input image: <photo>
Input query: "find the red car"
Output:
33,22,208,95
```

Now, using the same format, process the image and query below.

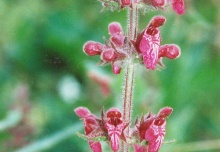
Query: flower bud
159,44,181,59
108,22,123,35
74,107,91,118
143,0,165,7
83,41,103,56
172,0,185,15
110,34,124,47
121,0,131,7
149,16,166,29
112,64,122,75
101,48,117,62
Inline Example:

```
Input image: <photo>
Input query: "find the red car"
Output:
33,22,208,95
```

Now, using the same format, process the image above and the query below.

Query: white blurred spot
58,76,81,104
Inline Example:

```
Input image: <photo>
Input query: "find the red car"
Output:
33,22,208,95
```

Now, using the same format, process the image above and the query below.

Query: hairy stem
121,3,138,152
122,63,134,152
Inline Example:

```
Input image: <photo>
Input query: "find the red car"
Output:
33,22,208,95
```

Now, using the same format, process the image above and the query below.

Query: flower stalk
121,62,134,152
121,4,138,152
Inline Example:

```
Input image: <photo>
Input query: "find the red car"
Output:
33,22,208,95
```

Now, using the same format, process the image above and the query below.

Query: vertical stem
121,2,138,152
122,63,134,152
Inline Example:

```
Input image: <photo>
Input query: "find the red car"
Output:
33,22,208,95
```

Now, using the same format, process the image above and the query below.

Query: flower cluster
83,15,181,74
143,0,185,15
75,107,172,152
134,107,173,152
75,107,128,152
99,0,184,15
83,22,127,74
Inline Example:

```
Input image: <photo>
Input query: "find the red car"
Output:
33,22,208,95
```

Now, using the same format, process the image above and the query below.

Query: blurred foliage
0,0,220,152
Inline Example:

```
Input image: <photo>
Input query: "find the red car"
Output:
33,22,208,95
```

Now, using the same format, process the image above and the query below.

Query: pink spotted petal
159,44,181,59
74,107,91,118
108,22,123,35
145,122,166,152
133,144,148,152
140,31,160,70
172,0,185,15
105,123,121,152
88,141,102,152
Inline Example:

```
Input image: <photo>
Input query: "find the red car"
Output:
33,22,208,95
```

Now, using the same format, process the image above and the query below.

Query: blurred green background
0,0,220,152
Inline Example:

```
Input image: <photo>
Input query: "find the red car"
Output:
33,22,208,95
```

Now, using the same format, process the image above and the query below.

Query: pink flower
143,0,185,15
135,107,173,152
75,107,127,152
112,63,122,75
101,48,117,62
74,107,102,152
104,108,127,152
121,0,132,7
136,16,181,70
109,22,125,47
134,144,148,152
83,17,181,73
172,0,185,15
83,41,104,56
83,22,126,75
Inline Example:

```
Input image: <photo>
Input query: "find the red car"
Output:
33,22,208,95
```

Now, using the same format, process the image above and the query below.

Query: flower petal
133,144,148,152
83,41,103,56
110,34,125,47
172,0,185,15
158,44,181,59
88,141,102,152
121,0,132,7
74,107,91,118
151,0,165,7
108,22,123,35
101,48,117,62
148,16,166,29
140,31,161,70
105,123,121,152
112,64,122,75
157,107,173,119
145,122,166,152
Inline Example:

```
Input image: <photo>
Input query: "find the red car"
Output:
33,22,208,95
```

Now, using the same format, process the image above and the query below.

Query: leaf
76,132,107,142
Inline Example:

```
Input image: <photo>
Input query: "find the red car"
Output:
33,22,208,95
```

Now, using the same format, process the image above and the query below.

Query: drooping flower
136,16,181,70
75,107,128,152
83,41,104,56
74,107,102,152
135,107,173,152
